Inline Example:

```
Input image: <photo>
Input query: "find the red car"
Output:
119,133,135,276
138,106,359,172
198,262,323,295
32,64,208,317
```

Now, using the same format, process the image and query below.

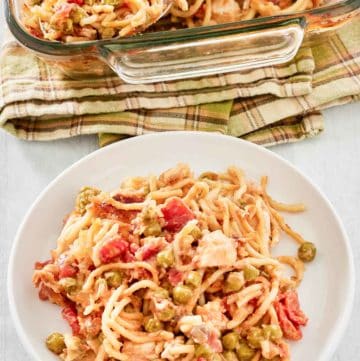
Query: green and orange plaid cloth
0,18,359,147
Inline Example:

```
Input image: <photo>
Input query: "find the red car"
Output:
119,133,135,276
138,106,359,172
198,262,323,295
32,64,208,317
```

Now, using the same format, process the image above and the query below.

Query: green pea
153,288,169,299
298,242,317,262
246,327,264,349
144,222,162,237
172,285,192,304
190,226,202,240
59,277,77,294
262,324,283,340
236,342,255,361
156,249,174,268
46,333,65,355
224,272,244,293
195,344,213,357
75,186,100,215
222,332,239,350
144,318,163,332
158,307,175,322
104,271,123,288
223,351,238,361
185,271,202,288
243,265,260,281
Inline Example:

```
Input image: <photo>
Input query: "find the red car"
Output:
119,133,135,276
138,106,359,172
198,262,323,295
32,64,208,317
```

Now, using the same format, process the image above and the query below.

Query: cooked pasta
23,0,324,42
33,164,316,361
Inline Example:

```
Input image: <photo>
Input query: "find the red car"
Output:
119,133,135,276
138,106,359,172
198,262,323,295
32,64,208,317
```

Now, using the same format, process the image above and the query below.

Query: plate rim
7,131,355,361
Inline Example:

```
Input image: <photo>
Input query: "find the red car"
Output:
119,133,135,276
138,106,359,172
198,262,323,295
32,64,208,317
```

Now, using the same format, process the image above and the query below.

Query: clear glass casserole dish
5,0,360,83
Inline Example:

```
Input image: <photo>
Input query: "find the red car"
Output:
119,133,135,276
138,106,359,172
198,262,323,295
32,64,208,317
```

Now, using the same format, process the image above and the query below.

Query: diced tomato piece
113,194,145,203
62,306,81,335
59,264,77,279
34,259,52,270
93,202,138,223
197,358,207,361
161,198,195,232
275,289,308,341
67,0,84,4
140,244,161,261
283,290,308,326
99,238,133,264
168,268,184,286
274,301,302,341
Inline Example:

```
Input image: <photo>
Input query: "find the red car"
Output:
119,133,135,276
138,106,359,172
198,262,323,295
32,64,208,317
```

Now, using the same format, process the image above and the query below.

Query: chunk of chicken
179,315,203,334
197,230,237,267
196,300,229,330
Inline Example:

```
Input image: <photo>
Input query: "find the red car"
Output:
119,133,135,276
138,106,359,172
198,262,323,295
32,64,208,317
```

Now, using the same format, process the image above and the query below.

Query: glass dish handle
98,18,306,84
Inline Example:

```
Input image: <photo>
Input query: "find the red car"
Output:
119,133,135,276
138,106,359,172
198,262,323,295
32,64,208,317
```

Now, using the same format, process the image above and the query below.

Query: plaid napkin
1,17,359,147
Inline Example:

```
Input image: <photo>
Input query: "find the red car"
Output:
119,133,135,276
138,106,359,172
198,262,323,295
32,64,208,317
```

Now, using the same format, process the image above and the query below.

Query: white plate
8,132,354,361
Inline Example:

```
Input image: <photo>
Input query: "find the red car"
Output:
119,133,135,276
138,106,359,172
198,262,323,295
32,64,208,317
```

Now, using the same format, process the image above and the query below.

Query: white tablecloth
1,2,359,359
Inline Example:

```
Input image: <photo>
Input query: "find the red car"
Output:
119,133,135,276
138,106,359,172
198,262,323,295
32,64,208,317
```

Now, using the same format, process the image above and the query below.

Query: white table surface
1,2,359,360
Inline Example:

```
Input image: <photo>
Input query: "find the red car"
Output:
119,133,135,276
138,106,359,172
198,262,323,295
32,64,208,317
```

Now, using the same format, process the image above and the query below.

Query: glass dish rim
5,0,360,52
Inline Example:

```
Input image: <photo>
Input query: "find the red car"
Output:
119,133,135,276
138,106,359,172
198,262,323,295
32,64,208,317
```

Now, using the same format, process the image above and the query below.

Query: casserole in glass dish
5,0,360,83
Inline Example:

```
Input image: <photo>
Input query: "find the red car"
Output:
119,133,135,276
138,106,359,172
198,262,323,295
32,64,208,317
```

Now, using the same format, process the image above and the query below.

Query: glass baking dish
5,0,360,83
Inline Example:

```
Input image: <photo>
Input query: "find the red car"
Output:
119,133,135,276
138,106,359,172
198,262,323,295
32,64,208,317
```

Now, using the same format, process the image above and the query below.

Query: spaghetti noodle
23,0,323,42
33,164,316,361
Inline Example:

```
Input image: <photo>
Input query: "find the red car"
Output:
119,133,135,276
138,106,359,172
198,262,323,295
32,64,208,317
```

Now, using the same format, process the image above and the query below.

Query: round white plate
8,132,354,361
